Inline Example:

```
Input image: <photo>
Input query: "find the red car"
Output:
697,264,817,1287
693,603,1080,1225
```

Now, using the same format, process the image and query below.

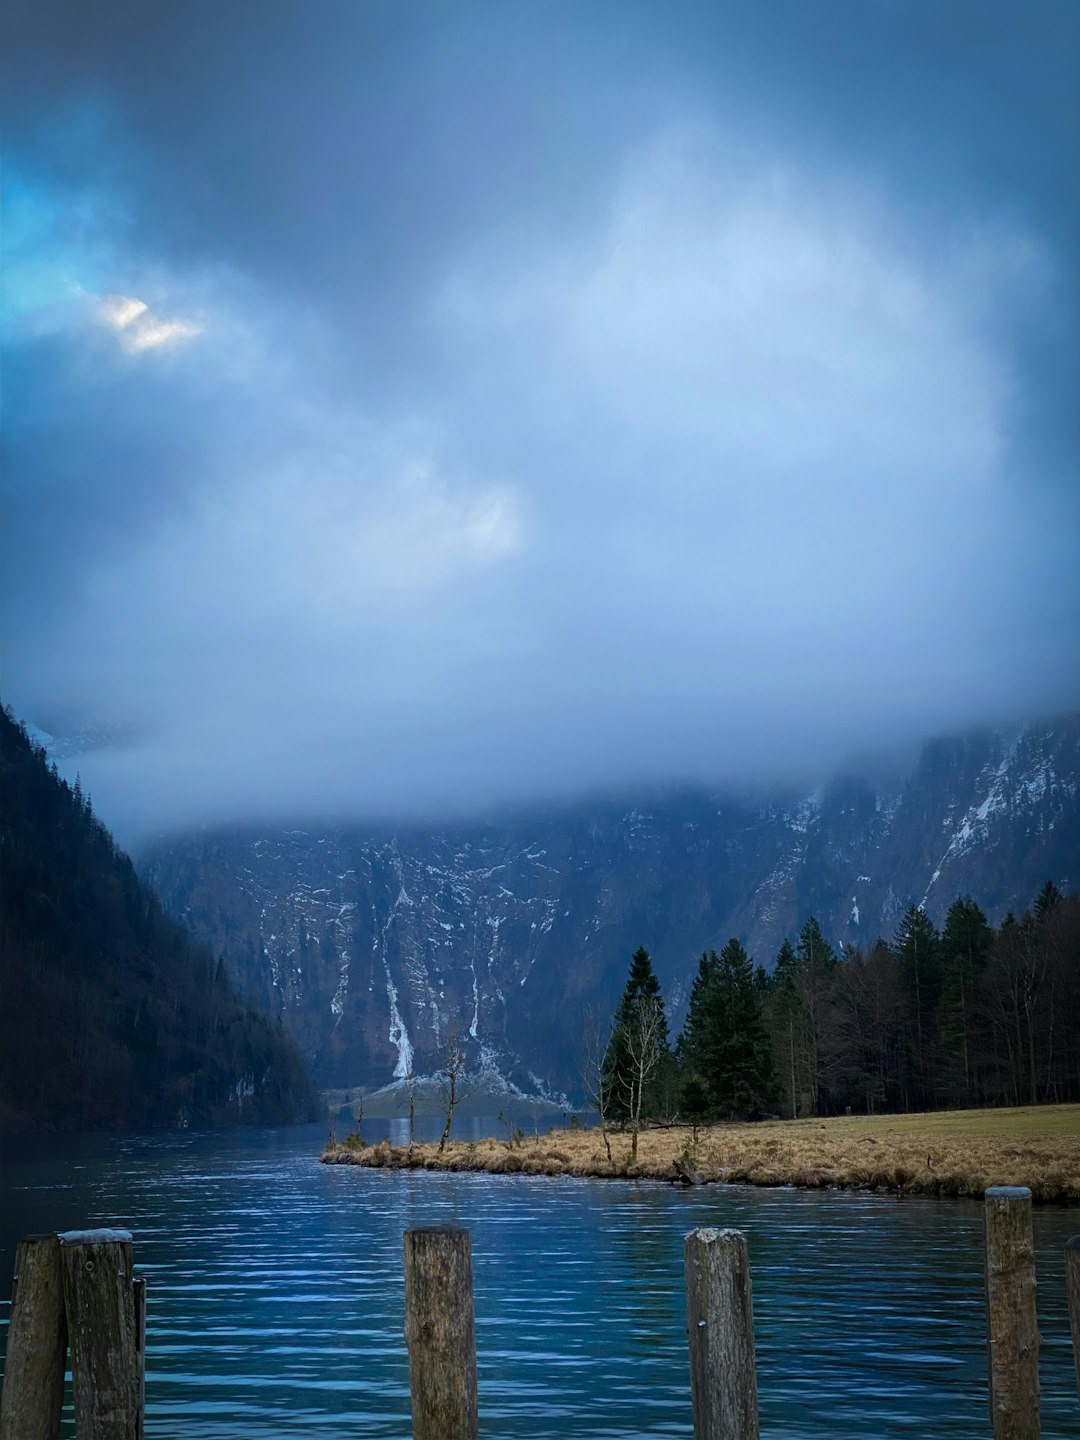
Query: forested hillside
0,707,319,1132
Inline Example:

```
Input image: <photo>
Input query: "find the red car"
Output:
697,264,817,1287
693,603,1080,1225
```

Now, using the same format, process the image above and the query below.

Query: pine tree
1034,880,1062,922
796,916,836,971
769,938,801,1118
679,949,721,1098
601,947,671,1147
712,939,776,1118
893,905,942,1109
679,941,775,1119
938,897,991,1105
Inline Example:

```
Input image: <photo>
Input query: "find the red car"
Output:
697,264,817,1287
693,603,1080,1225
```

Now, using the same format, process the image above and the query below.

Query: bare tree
580,1006,614,1164
352,1089,365,1140
437,1029,472,1153
405,1065,417,1156
619,995,666,1161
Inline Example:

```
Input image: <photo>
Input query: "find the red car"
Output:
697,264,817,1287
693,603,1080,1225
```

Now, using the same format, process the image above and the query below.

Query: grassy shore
322,1103,1080,1202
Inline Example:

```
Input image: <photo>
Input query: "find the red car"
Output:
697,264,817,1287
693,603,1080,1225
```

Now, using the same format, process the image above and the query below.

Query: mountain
139,715,1080,1098
0,707,320,1132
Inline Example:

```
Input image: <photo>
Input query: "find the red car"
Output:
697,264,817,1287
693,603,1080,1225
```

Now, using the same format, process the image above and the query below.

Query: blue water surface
1,1122,1076,1438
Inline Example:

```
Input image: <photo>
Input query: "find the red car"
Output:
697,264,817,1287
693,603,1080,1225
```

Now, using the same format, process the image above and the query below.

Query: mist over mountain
140,713,1079,1099
5,4,1078,849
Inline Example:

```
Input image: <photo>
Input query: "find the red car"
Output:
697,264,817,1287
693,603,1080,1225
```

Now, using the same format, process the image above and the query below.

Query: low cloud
3,4,1077,843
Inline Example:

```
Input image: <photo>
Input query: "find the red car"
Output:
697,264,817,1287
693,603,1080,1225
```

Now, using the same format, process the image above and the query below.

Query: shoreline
321,1103,1080,1203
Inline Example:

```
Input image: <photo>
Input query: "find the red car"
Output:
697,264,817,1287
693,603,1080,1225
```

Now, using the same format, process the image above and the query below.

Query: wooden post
133,1275,147,1439
684,1227,760,1440
59,1229,139,1440
402,1226,478,1440
1066,1237,1080,1404
0,1234,67,1440
984,1186,1040,1440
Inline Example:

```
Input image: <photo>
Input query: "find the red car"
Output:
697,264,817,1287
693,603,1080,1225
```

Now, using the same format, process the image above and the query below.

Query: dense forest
601,885,1080,1129
0,707,320,1132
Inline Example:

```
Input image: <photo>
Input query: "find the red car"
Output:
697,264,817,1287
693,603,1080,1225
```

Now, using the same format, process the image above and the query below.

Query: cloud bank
3,1,1077,841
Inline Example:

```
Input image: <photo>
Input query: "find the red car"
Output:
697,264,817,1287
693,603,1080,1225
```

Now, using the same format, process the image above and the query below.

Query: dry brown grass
322,1104,1080,1202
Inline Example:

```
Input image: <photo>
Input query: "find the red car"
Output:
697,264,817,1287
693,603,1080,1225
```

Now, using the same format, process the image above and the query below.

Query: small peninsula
322,1103,1080,1203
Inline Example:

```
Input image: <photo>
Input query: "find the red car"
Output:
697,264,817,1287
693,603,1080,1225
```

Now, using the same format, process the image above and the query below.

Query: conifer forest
600,889,1080,1128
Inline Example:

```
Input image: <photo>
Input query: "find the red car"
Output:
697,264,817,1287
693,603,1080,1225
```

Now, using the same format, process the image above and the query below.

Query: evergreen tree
1034,880,1062,922
680,942,775,1118
601,947,671,1135
796,916,836,971
892,905,942,1109
679,949,721,1094
712,939,776,1118
937,897,992,1105
769,938,801,1118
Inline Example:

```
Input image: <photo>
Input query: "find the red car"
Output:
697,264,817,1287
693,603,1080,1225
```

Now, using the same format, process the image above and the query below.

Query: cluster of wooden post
402,1192,1078,1440
0,1229,144,1440
2,1200,1077,1437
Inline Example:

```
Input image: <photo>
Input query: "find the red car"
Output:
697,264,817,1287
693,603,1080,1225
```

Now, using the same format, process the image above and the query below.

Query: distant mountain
140,715,1079,1098
0,707,320,1132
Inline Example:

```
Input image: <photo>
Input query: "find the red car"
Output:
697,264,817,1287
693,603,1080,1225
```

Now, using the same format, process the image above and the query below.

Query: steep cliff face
140,715,1079,1094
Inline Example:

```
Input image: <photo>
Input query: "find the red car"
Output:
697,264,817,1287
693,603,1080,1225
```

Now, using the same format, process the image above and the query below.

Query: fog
3,1,1078,843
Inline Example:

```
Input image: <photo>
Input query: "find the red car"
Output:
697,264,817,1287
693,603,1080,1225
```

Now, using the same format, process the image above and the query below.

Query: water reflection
0,1125,1076,1438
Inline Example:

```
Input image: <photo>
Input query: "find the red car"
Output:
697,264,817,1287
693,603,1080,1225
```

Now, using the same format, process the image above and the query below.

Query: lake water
1,1122,1077,1438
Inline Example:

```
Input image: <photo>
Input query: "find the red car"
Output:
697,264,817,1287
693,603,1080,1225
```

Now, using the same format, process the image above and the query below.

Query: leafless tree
619,995,666,1161
437,1029,472,1152
580,1006,614,1163
829,942,902,1113
405,1065,416,1156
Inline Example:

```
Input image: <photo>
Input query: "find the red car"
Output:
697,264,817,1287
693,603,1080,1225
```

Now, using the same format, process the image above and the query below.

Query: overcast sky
3,1,1078,842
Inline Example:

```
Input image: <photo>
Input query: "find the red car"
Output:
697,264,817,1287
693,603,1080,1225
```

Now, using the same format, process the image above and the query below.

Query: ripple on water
1,1127,1077,1439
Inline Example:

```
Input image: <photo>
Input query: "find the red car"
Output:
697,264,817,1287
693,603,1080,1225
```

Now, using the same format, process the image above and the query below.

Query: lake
1,1122,1077,1437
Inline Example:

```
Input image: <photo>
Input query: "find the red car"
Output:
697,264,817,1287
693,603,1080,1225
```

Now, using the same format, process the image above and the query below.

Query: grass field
323,1103,1080,1201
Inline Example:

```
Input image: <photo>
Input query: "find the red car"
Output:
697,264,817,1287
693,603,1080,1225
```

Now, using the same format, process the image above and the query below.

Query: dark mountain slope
0,708,319,1132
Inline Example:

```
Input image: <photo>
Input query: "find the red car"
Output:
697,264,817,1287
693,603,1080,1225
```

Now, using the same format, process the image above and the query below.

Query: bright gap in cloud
98,292,202,352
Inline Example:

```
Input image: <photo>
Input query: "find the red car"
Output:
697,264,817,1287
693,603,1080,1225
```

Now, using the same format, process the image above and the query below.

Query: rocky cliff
140,714,1079,1095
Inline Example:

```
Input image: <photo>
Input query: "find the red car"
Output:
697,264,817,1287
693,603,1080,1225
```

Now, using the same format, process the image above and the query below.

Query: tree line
596,884,1080,1142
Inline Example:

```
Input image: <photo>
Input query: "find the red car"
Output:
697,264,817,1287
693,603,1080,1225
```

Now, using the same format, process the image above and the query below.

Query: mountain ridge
140,713,1079,1097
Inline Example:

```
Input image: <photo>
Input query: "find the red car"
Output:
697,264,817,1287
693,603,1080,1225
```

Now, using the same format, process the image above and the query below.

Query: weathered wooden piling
684,1227,760,1440
134,1275,147,1439
0,1234,67,1440
59,1229,140,1440
403,1226,478,1440
1066,1236,1080,1403
984,1186,1040,1440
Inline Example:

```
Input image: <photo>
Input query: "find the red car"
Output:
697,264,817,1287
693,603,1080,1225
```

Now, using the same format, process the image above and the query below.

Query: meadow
324,1102,1080,1202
